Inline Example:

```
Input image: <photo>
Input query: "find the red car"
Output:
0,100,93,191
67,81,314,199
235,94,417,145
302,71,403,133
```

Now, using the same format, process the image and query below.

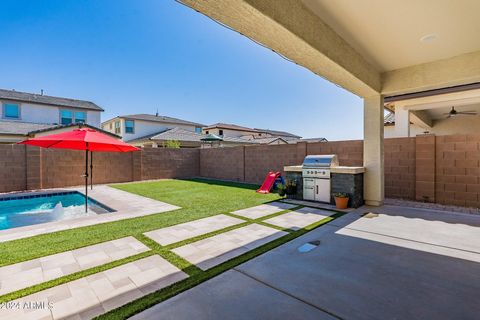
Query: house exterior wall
385,116,480,138
0,102,101,127
202,127,265,138
102,118,201,141
0,102,101,128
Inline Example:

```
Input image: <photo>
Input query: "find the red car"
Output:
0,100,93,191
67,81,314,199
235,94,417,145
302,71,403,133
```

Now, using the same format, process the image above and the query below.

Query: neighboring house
202,123,265,138
0,89,103,143
253,128,302,141
294,137,328,144
127,127,260,148
202,123,301,144
102,114,205,143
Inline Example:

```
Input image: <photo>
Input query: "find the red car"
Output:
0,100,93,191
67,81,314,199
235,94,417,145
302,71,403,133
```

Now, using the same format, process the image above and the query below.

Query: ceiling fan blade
457,112,477,115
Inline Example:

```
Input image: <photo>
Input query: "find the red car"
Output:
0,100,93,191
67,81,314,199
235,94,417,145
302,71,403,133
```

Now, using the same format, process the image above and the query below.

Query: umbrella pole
85,144,89,213
90,151,93,190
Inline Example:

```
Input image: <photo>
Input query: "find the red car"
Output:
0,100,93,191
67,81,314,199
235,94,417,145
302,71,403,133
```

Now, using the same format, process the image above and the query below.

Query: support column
364,95,384,206
394,107,410,137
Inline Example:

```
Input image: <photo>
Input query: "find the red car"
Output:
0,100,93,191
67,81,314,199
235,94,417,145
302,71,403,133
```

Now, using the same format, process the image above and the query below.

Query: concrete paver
144,215,244,246
0,237,149,296
0,255,188,320
231,201,296,219
263,207,333,230
172,224,288,270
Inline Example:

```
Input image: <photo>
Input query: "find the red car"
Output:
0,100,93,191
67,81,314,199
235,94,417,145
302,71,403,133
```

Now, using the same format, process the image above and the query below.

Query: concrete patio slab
144,214,245,246
0,185,180,243
263,207,333,230
0,236,149,296
233,206,480,320
230,201,297,219
172,224,288,270
131,269,336,320
337,211,480,255
0,255,188,320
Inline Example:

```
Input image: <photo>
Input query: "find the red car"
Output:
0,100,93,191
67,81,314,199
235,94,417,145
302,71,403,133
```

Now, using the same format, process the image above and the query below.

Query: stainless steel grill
302,155,338,202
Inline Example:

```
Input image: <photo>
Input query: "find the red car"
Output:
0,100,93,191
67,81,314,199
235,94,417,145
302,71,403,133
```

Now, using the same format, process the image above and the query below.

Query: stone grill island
284,165,365,208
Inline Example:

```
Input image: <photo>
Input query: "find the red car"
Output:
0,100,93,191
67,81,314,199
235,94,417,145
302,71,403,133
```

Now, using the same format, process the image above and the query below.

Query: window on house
75,111,86,123
125,120,134,134
60,110,73,125
219,129,223,136
109,122,113,129
205,130,209,134
3,103,20,119
114,121,121,134
195,127,202,133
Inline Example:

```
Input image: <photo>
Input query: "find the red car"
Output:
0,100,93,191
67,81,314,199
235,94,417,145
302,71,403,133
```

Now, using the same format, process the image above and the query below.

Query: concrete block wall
141,148,200,180
306,140,363,166
0,145,26,192
415,135,435,202
1,135,480,208
0,147,200,193
41,149,134,189
200,147,245,182
244,144,301,184
384,137,416,200
436,134,480,207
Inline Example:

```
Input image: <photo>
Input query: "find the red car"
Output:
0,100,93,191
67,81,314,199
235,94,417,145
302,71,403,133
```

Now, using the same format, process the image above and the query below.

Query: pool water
0,192,112,230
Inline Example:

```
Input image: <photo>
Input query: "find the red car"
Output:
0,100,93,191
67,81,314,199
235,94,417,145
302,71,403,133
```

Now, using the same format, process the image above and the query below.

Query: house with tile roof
0,88,104,143
127,127,261,148
102,114,205,143
202,123,301,144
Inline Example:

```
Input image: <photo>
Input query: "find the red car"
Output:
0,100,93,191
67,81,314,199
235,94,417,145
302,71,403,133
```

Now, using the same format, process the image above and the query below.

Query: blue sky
0,0,363,140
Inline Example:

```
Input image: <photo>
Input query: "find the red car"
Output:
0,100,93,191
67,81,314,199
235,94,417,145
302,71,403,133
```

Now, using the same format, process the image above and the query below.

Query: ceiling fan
443,106,477,118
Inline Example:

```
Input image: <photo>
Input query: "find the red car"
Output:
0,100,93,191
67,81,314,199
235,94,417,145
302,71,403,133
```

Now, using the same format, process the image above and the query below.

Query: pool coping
0,185,181,243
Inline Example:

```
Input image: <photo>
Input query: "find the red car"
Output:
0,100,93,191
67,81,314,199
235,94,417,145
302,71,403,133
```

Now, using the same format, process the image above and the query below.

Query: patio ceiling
302,0,480,72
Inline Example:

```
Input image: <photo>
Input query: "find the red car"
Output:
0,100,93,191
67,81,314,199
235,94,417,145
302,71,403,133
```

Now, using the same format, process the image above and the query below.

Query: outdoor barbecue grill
302,155,338,202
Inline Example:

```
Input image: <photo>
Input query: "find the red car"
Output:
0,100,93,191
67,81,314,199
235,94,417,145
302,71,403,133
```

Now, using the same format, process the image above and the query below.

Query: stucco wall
103,119,200,141
202,128,264,138
385,116,480,138
0,102,101,127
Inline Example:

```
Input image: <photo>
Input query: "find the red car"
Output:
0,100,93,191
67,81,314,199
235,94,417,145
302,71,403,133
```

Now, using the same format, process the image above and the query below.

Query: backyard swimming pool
0,191,113,230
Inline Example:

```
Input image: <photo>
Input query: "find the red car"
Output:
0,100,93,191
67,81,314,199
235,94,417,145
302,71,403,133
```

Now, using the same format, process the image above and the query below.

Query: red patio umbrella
18,127,140,212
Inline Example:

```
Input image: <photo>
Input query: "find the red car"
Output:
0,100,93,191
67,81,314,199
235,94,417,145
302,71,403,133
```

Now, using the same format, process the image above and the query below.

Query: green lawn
0,178,342,319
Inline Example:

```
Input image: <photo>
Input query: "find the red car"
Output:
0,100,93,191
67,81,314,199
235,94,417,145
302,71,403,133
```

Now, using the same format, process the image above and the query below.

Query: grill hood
302,155,339,168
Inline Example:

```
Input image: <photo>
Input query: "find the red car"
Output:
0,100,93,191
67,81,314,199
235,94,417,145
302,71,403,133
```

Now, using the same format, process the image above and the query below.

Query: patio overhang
179,0,480,206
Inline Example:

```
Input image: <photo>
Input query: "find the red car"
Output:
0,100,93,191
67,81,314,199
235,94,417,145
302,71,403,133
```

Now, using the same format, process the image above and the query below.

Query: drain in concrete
361,212,379,219
297,240,320,253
